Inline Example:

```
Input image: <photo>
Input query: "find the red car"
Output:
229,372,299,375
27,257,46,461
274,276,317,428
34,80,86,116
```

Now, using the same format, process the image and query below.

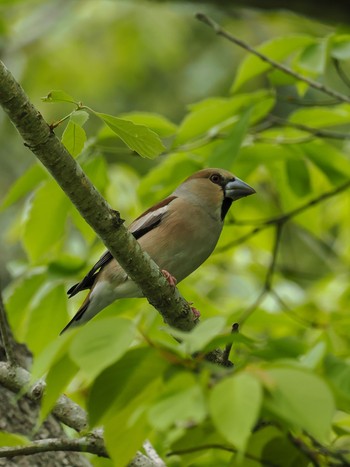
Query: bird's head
174,168,256,221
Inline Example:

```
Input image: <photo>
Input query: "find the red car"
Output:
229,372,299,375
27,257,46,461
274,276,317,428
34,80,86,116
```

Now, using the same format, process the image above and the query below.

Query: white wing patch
129,205,169,235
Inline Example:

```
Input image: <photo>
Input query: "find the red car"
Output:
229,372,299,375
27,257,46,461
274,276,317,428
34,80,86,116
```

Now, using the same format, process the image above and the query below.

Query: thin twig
271,291,322,328
0,286,16,365
196,13,350,104
305,431,350,466
219,178,350,251
265,224,283,292
269,115,350,140
253,134,315,145
238,224,282,326
288,433,321,467
279,95,341,106
222,322,239,364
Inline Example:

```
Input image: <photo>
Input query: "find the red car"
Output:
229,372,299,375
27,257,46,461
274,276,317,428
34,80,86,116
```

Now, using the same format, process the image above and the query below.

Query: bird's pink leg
161,269,177,287
188,302,201,319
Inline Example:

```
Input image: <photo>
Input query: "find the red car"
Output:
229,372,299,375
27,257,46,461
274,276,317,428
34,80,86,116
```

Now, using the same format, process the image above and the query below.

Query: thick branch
0,60,196,332
0,435,107,459
0,362,164,466
0,362,88,432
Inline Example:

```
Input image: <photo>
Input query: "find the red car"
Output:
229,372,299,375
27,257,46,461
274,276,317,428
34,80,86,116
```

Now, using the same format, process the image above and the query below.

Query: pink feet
188,302,201,319
161,270,200,319
161,269,177,287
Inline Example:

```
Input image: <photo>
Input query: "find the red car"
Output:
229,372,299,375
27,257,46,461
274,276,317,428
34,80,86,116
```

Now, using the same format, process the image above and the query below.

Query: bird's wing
67,195,177,298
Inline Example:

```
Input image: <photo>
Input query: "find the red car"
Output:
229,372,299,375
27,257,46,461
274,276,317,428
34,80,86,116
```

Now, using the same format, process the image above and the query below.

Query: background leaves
1,2,350,466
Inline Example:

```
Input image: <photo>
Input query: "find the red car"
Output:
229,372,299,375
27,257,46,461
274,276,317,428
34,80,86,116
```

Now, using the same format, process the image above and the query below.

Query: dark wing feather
67,250,113,297
67,195,177,298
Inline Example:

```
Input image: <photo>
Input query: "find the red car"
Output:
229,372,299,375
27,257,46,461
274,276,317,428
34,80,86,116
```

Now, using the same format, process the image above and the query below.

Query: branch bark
0,59,196,332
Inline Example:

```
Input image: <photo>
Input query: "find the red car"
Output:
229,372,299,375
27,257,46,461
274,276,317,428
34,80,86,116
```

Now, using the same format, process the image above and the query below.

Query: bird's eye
210,173,221,184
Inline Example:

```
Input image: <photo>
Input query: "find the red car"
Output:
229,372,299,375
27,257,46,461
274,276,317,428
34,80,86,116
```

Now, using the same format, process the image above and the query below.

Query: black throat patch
221,197,233,221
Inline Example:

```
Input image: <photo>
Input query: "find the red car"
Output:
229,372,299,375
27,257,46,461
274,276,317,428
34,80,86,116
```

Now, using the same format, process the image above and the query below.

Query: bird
61,168,255,333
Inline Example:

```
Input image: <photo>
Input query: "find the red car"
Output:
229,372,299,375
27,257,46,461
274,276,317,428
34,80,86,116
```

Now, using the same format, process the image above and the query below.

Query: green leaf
297,41,327,74
70,110,89,126
1,164,47,210
69,317,135,380
324,354,350,411
25,283,69,356
149,376,206,430
40,353,79,423
302,140,350,184
0,431,29,446
31,331,75,381
95,112,165,159
264,367,334,441
164,317,227,355
238,142,297,165
246,426,309,467
300,342,326,370
61,120,86,157
4,270,47,341
48,254,86,277
169,420,228,463
330,34,350,60
208,108,252,169
286,157,311,197
22,180,69,263
88,347,168,427
174,91,270,146
209,372,262,451
137,152,202,206
81,154,109,193
232,35,315,92
104,388,152,467
41,90,77,104
290,105,350,127
120,111,177,137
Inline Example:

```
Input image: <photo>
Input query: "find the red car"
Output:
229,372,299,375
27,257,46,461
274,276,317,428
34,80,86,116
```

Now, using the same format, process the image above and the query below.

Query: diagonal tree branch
0,59,195,333
0,361,164,465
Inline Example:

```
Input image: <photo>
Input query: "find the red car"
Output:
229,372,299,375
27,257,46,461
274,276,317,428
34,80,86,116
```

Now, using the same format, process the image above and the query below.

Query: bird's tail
60,297,91,335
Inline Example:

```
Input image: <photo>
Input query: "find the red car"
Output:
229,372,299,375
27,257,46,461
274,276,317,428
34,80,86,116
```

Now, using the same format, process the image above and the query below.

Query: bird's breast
139,204,222,283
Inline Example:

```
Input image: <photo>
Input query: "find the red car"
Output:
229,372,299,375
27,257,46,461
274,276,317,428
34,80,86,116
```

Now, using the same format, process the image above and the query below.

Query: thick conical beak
224,177,256,201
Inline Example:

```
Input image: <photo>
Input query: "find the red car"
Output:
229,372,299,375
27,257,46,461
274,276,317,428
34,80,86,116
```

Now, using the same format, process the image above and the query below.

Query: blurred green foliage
1,1,350,466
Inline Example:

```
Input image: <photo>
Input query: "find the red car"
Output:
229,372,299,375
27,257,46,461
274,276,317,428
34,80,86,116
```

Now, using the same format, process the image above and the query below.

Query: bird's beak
224,177,256,201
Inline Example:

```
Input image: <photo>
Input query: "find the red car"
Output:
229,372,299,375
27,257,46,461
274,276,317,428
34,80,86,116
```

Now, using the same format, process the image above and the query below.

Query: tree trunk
0,313,91,466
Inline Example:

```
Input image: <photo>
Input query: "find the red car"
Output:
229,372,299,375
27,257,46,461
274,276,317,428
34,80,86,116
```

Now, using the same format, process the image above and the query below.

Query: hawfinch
61,168,255,333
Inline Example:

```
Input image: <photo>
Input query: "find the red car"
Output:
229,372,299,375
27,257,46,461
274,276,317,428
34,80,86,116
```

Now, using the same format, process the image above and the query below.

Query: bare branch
0,434,108,459
0,362,165,466
0,362,88,432
196,13,350,104
143,440,166,467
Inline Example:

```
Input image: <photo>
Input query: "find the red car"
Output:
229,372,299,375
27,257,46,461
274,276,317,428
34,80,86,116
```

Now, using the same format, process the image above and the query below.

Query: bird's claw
161,269,177,287
188,302,201,319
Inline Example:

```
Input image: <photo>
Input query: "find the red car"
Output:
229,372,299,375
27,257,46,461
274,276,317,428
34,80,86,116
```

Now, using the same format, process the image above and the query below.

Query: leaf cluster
1,16,350,467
